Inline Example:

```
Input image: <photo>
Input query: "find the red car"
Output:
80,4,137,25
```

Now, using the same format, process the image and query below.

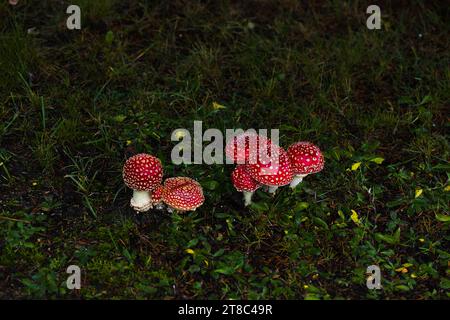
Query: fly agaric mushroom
162,177,205,212
225,131,277,165
231,165,261,206
287,141,324,188
245,147,293,194
150,185,165,210
122,153,163,212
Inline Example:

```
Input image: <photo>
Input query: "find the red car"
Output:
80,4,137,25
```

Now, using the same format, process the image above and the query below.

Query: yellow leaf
402,263,413,268
415,188,423,198
204,260,209,266
185,249,195,255
212,102,226,110
126,140,132,146
370,157,385,164
350,210,361,225
444,185,450,192
351,162,361,171
174,129,187,140
395,267,408,273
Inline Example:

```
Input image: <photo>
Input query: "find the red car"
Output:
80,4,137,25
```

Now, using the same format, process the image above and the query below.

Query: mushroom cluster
226,132,324,206
122,153,204,213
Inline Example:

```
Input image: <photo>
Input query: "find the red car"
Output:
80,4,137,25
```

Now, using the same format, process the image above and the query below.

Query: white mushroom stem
130,190,152,212
243,191,254,206
290,174,308,188
268,186,279,194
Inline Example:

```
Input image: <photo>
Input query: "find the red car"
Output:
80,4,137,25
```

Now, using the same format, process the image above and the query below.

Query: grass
0,0,449,299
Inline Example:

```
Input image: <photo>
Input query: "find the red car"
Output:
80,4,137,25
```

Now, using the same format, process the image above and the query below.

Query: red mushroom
245,147,293,194
231,165,261,206
225,131,277,165
162,177,205,212
287,141,324,188
150,185,165,210
122,153,163,212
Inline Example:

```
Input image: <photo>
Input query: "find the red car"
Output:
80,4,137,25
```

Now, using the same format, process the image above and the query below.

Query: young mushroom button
231,165,261,206
287,142,324,188
162,177,205,212
122,153,163,212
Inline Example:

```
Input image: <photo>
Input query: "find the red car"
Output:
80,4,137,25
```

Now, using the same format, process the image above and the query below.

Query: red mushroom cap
151,185,164,206
287,142,324,175
231,165,261,192
225,131,277,164
246,147,293,186
122,153,163,191
162,177,205,211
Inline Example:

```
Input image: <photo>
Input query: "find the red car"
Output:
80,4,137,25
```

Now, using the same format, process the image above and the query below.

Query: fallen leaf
415,188,423,198
395,266,408,273
212,102,226,110
435,213,450,222
350,210,361,225
402,263,413,268
174,129,187,139
351,162,361,171
370,157,385,164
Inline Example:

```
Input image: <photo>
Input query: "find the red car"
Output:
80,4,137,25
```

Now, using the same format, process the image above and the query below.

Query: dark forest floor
0,0,449,299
